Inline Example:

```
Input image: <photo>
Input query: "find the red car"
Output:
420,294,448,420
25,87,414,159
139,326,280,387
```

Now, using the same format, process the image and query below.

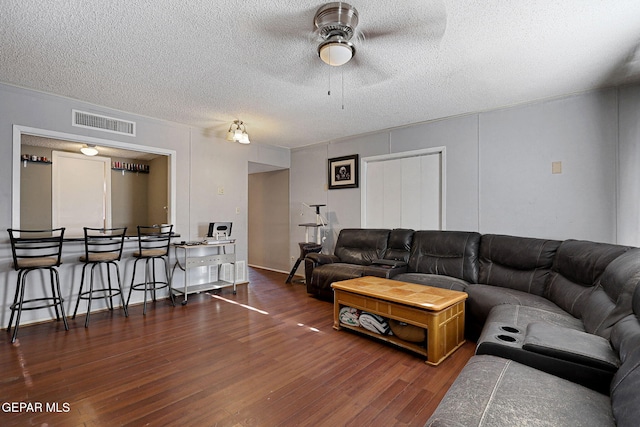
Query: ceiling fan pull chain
328,63,332,96
341,67,345,110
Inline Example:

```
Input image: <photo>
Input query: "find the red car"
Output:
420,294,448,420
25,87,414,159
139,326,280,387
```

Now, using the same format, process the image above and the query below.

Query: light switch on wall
217,186,224,195
552,161,562,174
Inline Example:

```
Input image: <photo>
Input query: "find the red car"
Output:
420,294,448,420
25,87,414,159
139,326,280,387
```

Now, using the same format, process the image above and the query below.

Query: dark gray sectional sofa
304,228,640,426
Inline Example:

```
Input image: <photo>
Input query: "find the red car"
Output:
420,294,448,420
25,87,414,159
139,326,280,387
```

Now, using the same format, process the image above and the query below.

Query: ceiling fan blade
253,7,318,41
356,0,447,44
343,54,393,86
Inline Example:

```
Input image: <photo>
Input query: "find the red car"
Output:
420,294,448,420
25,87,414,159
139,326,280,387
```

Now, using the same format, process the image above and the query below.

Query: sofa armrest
371,259,408,268
363,264,408,279
304,253,340,289
306,253,339,265
523,322,620,372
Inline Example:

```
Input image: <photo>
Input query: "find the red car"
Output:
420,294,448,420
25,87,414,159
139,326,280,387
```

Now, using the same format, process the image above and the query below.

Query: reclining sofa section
304,228,640,426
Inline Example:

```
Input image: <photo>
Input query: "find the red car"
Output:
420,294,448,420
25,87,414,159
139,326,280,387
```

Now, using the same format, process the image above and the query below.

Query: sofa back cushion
582,248,640,339
478,234,561,296
407,230,480,283
383,228,414,262
546,240,629,319
610,285,640,426
334,228,390,266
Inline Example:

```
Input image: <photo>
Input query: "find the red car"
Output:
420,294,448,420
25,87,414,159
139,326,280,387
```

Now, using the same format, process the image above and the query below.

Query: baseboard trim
248,264,301,277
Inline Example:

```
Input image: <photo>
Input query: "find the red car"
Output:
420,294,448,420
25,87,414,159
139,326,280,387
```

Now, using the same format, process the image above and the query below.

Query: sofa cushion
481,303,584,331
393,273,469,292
582,248,640,339
478,234,561,296
465,284,570,329
333,228,389,265
545,239,629,319
407,230,480,283
425,355,615,427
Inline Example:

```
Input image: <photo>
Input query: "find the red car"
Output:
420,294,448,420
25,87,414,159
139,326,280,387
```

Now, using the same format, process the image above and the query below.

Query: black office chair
7,228,69,343
126,225,176,314
73,227,128,327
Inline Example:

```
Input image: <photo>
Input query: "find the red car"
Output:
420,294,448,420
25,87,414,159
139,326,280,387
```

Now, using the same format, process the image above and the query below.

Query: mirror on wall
20,134,170,237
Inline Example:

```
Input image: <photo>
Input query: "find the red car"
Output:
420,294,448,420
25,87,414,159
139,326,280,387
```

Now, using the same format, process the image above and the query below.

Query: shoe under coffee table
332,276,467,365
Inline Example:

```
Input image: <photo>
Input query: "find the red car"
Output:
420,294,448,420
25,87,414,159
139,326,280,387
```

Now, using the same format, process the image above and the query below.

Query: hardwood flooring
0,268,474,426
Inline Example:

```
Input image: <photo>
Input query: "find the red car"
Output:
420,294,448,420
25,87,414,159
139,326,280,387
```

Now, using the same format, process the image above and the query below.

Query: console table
171,240,236,305
332,276,467,365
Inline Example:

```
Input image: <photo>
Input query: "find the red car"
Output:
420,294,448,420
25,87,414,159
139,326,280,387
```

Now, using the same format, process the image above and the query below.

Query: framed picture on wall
328,154,359,189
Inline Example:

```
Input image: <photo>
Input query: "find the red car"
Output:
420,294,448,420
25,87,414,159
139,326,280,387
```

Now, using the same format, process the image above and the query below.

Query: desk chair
7,228,69,343
126,225,176,314
73,227,128,327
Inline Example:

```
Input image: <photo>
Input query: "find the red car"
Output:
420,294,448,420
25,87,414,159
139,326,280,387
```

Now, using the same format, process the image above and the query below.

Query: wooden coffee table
332,276,467,365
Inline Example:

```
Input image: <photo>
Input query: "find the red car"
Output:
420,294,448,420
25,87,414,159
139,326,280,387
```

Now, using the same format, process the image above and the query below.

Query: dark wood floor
0,268,474,427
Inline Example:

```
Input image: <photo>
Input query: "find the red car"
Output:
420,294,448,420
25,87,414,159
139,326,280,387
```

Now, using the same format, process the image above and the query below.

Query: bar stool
73,227,128,327
126,225,176,314
285,242,323,284
6,228,69,343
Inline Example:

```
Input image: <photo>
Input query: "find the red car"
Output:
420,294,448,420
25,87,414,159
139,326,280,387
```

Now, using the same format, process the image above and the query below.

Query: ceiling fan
254,1,447,87
313,2,360,66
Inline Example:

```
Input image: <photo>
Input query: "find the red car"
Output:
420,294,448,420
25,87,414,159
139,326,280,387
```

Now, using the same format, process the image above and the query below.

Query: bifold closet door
364,152,441,230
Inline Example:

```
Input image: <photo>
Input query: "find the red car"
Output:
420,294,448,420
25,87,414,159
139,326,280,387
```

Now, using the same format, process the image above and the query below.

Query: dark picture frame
328,154,359,189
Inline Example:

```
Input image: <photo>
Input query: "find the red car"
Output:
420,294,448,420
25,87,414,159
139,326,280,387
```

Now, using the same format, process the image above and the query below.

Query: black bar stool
285,242,323,283
126,225,176,314
73,227,128,327
7,228,69,343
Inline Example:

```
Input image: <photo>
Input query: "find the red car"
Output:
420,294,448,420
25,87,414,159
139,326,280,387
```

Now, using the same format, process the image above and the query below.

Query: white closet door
363,150,442,230
52,151,111,236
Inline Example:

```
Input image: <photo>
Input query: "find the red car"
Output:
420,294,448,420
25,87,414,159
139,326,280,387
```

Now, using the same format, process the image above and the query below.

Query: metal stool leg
285,258,304,283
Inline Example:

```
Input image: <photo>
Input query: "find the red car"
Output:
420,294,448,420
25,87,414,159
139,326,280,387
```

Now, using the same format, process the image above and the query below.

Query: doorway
247,164,290,274
52,151,112,236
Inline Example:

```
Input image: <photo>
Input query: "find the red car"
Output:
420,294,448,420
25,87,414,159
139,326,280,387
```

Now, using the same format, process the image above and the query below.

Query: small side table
286,242,323,284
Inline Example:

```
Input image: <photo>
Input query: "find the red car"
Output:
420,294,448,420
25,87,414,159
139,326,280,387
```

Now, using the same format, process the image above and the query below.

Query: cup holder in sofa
496,334,518,343
500,326,521,334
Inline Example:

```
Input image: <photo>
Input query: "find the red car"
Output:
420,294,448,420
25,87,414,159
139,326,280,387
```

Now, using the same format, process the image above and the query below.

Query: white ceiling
2,1,640,149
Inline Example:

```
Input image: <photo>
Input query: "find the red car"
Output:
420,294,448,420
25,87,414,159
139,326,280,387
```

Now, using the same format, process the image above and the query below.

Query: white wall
0,83,289,327
618,84,640,246
479,90,618,241
290,86,640,265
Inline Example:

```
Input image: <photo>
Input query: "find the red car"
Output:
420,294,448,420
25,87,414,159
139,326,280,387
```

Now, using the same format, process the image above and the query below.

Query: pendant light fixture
227,120,250,144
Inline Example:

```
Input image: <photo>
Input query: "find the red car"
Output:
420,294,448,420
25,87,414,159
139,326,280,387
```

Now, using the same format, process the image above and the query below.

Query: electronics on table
181,222,234,246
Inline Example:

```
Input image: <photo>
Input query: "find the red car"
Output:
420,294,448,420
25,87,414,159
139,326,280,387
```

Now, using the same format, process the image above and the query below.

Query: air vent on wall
72,109,136,137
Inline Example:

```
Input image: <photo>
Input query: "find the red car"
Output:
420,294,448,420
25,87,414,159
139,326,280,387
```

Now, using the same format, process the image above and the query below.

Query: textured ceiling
2,1,640,149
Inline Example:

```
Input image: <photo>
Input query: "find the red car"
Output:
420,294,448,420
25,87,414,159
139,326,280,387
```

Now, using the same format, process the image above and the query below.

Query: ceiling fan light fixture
80,144,99,156
314,2,359,67
318,38,355,66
